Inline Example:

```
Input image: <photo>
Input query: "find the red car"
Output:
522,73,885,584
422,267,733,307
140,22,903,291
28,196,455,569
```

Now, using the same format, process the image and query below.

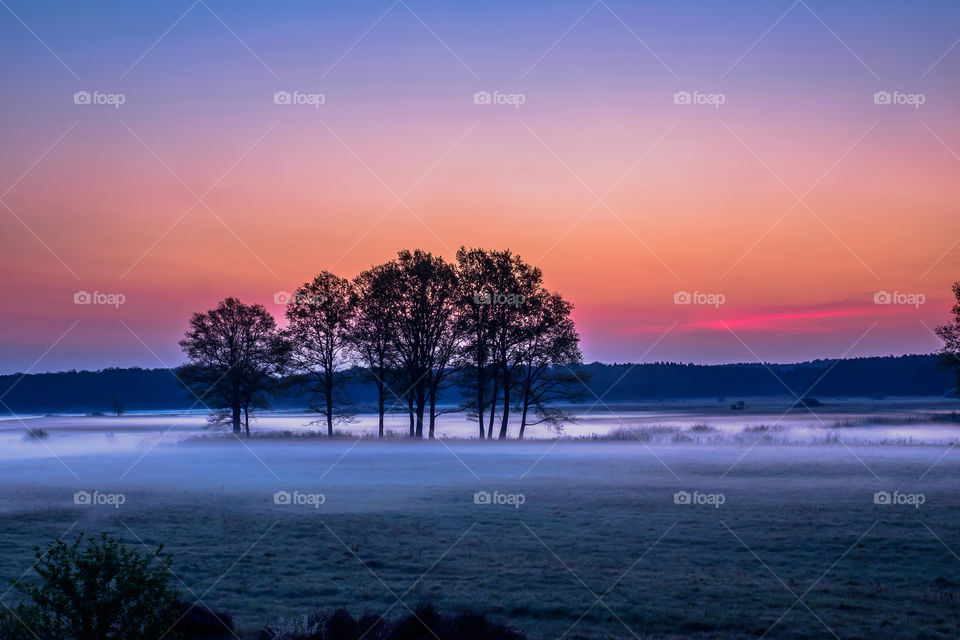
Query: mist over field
3,400,960,638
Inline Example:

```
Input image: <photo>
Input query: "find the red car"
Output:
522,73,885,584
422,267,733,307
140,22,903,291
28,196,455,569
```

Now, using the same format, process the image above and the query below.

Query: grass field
2,435,960,639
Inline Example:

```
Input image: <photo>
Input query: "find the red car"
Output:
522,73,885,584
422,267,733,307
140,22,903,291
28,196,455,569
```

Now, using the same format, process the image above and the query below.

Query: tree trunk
519,398,529,440
415,383,426,439
499,363,511,440
519,370,531,440
377,384,385,438
407,393,415,437
486,375,498,439
231,398,242,435
244,406,250,438
476,367,485,439
499,380,510,440
326,385,334,437
428,393,437,440
414,374,427,438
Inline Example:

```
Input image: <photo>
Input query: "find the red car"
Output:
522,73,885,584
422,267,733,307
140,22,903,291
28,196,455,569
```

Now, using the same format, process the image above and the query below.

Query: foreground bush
172,600,236,639
258,603,525,640
0,533,182,640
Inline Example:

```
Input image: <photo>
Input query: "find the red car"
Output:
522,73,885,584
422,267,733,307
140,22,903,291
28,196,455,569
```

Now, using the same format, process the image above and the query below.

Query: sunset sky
1,0,959,373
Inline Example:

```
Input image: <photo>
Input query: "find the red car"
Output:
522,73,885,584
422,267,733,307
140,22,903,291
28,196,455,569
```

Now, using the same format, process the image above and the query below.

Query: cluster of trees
178,247,585,439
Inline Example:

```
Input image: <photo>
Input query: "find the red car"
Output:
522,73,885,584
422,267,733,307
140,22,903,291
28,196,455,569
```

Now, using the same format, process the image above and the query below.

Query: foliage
178,297,290,435
0,533,181,640
935,281,960,396
258,603,525,640
285,272,358,436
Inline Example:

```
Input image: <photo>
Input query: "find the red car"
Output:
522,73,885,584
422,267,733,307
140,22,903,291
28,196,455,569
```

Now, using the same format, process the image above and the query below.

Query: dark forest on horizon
3,354,955,415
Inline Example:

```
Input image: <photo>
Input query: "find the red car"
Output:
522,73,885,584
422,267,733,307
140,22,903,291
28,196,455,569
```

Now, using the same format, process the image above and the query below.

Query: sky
1,0,959,373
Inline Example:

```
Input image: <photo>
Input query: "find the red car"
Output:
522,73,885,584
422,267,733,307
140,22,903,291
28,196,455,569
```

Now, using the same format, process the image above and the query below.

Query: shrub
23,427,49,441
258,603,525,640
0,533,182,640
172,601,236,639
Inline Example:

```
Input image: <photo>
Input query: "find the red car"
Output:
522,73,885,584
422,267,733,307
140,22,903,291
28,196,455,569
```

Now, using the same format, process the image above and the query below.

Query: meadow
2,403,960,639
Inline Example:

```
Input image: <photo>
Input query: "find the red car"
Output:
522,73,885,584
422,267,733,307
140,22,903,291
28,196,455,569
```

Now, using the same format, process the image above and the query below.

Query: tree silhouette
285,272,357,436
462,249,543,439
388,250,460,438
935,280,960,396
456,247,499,439
176,249,585,439
110,394,124,416
515,290,585,438
178,297,288,436
351,264,401,437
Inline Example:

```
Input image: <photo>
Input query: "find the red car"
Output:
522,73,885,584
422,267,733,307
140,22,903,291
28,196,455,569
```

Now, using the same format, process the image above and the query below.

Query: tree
456,247,498,439
515,290,586,439
465,249,543,439
286,272,357,436
0,533,181,640
351,265,401,438
935,280,960,397
426,301,462,439
110,394,124,416
457,248,553,440
388,250,461,438
178,297,288,436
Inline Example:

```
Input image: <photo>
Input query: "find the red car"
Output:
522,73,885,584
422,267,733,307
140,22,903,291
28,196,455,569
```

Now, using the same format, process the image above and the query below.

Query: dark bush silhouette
171,600,236,639
257,603,525,640
0,532,181,640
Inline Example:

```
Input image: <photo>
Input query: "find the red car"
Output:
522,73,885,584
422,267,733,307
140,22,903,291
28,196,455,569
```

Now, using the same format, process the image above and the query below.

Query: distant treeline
2,354,954,415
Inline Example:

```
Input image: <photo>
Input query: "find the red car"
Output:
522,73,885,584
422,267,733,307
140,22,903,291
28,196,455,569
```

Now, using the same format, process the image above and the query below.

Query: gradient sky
1,0,959,373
